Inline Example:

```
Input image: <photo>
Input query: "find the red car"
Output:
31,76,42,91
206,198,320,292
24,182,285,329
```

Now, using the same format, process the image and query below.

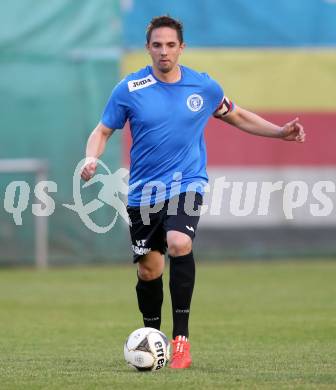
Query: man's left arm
214,103,306,143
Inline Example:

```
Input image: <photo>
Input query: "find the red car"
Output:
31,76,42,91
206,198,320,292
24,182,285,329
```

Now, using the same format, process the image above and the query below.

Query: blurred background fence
1,0,336,266
0,0,125,265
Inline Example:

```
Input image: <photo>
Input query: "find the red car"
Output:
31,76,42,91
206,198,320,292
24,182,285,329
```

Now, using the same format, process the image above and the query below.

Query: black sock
136,274,163,330
169,252,195,338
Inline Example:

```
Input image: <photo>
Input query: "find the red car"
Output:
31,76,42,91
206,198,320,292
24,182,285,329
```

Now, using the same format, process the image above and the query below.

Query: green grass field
1,261,335,389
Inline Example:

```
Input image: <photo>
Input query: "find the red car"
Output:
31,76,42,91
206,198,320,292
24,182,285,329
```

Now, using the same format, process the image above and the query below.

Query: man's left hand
281,118,305,142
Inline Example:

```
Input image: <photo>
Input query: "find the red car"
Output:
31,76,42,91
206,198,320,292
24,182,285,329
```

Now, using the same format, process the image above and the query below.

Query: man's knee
167,231,192,257
138,264,161,281
137,252,164,281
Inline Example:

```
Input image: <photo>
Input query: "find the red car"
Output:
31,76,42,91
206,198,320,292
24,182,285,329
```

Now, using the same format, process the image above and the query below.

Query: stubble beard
157,62,173,74
159,66,171,74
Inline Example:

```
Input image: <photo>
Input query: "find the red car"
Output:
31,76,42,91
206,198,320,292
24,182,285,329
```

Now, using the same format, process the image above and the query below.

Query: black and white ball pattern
124,327,170,371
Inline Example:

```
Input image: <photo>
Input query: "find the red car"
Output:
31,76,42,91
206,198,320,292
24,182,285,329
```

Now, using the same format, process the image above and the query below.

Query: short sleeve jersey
101,65,227,206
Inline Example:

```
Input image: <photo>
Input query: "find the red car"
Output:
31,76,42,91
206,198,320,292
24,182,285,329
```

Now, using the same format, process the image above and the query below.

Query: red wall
123,112,336,166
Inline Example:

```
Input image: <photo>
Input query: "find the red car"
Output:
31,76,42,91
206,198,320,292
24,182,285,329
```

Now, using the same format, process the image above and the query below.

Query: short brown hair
146,16,184,44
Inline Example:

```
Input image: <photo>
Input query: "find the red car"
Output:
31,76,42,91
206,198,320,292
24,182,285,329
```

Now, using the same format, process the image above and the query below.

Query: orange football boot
169,335,192,369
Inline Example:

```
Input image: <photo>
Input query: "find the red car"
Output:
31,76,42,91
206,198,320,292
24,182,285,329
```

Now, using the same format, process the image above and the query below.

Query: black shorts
127,192,203,263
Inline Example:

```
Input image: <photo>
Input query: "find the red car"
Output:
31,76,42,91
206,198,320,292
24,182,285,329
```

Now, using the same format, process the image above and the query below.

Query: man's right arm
81,122,114,181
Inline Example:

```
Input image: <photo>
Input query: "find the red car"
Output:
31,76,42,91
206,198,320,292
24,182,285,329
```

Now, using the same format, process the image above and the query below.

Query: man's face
146,27,185,74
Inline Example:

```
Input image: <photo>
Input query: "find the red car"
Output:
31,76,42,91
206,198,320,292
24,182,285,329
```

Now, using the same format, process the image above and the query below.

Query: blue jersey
101,65,225,206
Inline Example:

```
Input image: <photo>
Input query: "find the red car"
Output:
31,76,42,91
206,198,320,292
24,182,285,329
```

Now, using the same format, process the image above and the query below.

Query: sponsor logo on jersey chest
128,74,157,92
186,94,204,112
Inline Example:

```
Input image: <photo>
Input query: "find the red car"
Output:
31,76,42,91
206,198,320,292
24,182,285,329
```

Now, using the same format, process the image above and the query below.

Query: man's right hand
80,123,114,181
80,158,97,181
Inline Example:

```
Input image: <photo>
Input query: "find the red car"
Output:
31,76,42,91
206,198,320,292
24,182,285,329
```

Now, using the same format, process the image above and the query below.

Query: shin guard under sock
136,274,163,330
169,252,195,338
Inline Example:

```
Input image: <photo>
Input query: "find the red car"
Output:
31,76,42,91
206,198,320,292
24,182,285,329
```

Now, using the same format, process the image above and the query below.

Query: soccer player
81,16,305,369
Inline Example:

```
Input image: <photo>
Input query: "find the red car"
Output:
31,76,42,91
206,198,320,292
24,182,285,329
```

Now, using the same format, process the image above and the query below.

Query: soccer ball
124,327,170,371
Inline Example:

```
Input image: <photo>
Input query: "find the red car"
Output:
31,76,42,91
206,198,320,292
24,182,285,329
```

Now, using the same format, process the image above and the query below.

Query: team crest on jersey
128,74,157,92
186,94,204,112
